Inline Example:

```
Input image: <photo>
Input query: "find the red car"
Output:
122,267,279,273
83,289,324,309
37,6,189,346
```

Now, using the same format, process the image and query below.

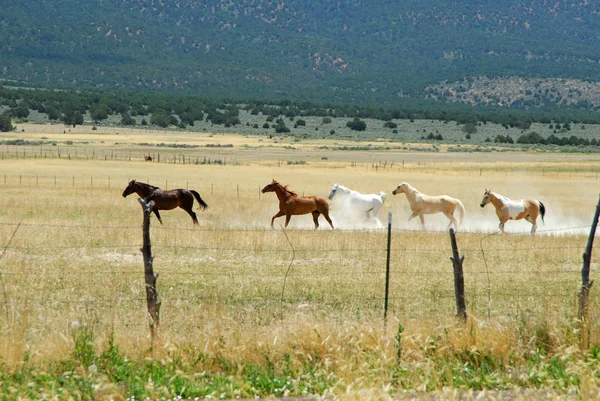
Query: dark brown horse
122,180,208,224
144,155,153,161
261,179,334,230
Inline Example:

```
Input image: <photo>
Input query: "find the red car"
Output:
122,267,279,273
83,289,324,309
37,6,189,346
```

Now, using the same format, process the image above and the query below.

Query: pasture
1,128,600,399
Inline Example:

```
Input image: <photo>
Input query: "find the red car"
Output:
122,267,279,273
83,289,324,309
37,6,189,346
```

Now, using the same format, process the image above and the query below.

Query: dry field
1,125,600,399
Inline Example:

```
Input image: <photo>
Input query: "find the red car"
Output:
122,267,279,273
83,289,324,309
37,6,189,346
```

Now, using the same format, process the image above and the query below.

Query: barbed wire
0,291,577,306
0,220,592,235
0,269,587,277
0,242,588,253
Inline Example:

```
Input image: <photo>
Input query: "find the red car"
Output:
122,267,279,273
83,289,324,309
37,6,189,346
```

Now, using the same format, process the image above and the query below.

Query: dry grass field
1,125,600,400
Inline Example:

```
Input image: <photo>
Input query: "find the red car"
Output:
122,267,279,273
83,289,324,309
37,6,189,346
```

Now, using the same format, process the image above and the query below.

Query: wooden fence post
384,212,392,323
449,228,467,322
578,194,600,348
137,198,161,342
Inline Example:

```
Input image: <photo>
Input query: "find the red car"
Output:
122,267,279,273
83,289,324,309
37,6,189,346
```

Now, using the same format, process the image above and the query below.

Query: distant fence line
2,144,600,178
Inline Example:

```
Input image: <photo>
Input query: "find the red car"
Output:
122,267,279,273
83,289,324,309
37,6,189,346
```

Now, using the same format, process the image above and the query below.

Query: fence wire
0,221,595,329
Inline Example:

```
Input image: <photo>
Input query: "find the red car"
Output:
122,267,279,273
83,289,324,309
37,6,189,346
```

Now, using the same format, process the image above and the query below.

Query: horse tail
538,200,546,223
379,191,387,203
455,198,465,225
191,190,208,210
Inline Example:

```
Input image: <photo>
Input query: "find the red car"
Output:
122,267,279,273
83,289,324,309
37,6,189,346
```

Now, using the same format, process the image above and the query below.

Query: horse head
261,179,278,193
328,183,339,200
122,179,137,198
392,182,407,195
480,189,492,208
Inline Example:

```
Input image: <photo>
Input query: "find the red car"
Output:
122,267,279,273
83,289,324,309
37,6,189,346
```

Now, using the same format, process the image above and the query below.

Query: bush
346,118,366,131
274,118,290,133
494,134,514,144
0,111,13,132
422,133,443,141
517,132,545,144
383,121,397,129
462,123,477,135
120,112,136,126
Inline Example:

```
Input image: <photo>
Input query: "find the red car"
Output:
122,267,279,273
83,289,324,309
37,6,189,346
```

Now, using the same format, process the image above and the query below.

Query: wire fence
0,219,595,336
3,145,600,179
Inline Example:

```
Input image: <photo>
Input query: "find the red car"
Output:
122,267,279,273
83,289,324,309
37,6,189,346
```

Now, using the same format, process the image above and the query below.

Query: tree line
3,86,600,139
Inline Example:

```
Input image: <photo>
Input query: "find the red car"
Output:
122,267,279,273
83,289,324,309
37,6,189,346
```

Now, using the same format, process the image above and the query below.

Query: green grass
2,324,600,400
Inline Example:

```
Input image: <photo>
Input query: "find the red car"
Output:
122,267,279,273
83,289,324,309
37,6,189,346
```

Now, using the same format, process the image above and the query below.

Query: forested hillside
1,0,600,106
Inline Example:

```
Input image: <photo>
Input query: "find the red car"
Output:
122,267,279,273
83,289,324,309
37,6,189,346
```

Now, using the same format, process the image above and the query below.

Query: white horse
327,183,387,225
392,182,465,229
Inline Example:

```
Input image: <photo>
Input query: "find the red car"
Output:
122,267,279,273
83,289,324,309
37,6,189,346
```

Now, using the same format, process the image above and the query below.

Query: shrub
0,111,13,132
462,123,477,135
346,118,366,131
517,132,545,144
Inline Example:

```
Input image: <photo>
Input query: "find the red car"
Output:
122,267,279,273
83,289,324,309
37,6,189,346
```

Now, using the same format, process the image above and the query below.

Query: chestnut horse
122,179,208,224
480,189,545,235
392,182,465,229
261,180,334,230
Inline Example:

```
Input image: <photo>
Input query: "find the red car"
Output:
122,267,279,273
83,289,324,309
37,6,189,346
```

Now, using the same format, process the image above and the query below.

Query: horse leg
284,213,292,228
444,212,457,229
183,207,199,225
271,211,285,227
365,209,372,221
499,222,505,233
153,209,163,224
321,210,335,230
419,214,425,227
311,211,320,230
530,217,537,235
408,213,418,222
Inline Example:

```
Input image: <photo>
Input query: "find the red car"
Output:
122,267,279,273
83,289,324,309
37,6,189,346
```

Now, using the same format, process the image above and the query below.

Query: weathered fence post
384,211,392,324
137,198,161,342
578,194,600,348
449,228,467,322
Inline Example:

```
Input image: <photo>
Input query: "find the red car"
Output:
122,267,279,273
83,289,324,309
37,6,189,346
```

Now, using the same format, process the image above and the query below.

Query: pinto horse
122,179,208,224
392,182,465,229
480,189,545,235
261,180,334,230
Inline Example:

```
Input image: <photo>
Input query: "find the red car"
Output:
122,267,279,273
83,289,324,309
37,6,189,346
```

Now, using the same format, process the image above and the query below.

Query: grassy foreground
0,147,599,399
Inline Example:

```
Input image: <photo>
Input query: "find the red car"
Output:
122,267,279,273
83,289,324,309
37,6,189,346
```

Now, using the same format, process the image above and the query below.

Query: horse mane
282,184,297,197
401,182,419,193
133,180,160,191
271,180,298,197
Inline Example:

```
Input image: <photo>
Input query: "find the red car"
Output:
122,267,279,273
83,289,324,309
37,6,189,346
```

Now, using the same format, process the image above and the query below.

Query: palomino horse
328,183,387,225
392,182,465,229
122,179,208,224
480,189,545,235
262,180,334,230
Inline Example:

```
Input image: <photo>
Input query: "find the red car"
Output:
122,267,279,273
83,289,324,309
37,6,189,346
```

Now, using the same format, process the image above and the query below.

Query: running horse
392,182,465,229
480,189,545,235
261,179,334,230
328,183,387,225
122,179,208,224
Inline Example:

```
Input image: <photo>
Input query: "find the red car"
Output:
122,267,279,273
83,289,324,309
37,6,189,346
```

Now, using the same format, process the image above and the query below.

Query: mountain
2,0,600,106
